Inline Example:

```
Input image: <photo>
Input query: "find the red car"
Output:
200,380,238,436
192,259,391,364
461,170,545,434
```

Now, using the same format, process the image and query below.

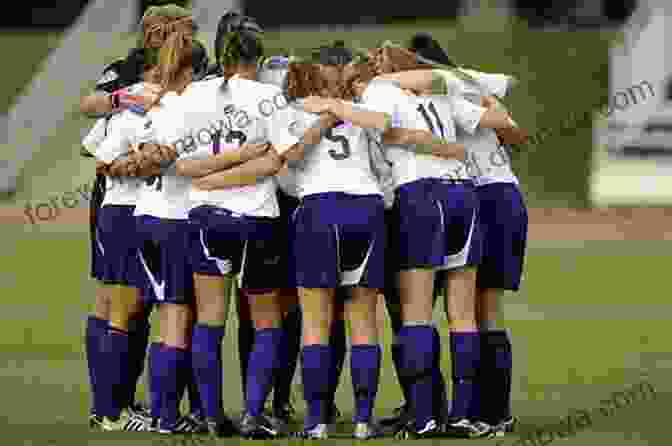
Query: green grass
1,226,670,445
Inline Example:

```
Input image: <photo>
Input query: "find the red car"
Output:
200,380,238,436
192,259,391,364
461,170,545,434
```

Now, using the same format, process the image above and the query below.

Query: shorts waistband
193,205,277,222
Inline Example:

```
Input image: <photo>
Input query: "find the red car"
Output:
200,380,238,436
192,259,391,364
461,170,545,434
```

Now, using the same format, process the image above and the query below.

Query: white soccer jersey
436,69,519,186
363,79,483,188
285,100,383,198
132,91,195,220
256,59,301,198
82,91,149,207
157,75,304,217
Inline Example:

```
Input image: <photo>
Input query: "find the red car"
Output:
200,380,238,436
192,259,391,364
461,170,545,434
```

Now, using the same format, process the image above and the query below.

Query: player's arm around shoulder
191,144,283,191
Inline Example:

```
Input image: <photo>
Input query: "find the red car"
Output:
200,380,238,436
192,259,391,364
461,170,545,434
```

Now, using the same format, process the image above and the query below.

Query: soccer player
210,14,305,423
79,6,171,429
258,54,344,430
82,81,154,432
279,42,464,440
144,21,334,439
406,33,527,436
358,43,522,439
102,8,213,435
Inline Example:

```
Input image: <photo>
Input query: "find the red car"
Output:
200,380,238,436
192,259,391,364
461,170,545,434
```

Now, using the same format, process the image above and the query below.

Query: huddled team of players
79,3,528,440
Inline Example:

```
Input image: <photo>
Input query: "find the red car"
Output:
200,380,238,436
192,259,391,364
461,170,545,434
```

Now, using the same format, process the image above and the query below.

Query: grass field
1,223,669,446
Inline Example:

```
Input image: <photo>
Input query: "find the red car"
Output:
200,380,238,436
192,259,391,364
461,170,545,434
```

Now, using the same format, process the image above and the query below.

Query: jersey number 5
326,128,351,160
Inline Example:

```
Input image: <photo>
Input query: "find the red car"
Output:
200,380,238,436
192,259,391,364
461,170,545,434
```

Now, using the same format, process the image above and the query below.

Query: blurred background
0,0,669,207
1,2,671,446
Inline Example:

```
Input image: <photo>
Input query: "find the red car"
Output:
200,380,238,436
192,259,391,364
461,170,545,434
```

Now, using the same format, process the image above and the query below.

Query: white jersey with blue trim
286,100,383,198
155,75,304,217
435,69,519,186
82,82,150,207
363,79,482,188
132,89,196,220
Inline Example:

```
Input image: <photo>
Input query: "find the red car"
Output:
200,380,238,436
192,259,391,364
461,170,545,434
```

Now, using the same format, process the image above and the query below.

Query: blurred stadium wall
0,0,642,206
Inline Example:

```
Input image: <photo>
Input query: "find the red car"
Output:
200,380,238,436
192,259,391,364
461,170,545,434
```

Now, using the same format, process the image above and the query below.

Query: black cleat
379,402,412,434
89,413,103,429
239,412,281,439
204,414,238,437
443,417,494,438
492,416,517,437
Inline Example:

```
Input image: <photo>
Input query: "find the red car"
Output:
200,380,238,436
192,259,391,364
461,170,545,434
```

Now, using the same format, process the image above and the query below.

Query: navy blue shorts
391,178,482,271
96,205,142,287
135,216,195,304
293,192,385,289
189,205,282,292
476,183,528,291
277,190,301,289
89,174,106,280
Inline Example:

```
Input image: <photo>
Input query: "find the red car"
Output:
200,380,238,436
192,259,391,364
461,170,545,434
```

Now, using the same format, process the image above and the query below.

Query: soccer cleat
379,402,412,434
100,409,149,432
492,416,517,437
443,418,494,439
353,422,383,440
128,402,151,419
292,423,329,440
239,412,281,439
268,403,295,435
394,418,443,440
203,414,238,437
89,414,103,429
158,414,204,434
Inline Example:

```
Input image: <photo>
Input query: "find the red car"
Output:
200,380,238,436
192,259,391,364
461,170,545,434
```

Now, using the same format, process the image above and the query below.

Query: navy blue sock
431,327,448,420
450,332,481,420
101,328,132,418
482,330,512,423
126,319,150,408
302,345,332,428
85,316,107,415
149,342,163,419
391,343,411,405
246,328,284,416
158,345,189,429
191,324,225,419
351,345,382,423
186,354,204,419
274,308,301,410
328,320,346,410
238,318,255,399
398,325,435,431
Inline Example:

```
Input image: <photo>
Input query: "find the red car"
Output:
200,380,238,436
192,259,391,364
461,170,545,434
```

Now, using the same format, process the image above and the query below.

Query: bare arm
302,97,391,132
174,143,270,178
80,92,114,118
192,149,284,191
376,70,446,94
382,128,466,161
105,143,177,178
282,113,340,162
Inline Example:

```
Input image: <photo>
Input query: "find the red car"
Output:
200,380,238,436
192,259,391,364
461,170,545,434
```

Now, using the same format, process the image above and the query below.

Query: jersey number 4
417,102,446,139
326,128,351,160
